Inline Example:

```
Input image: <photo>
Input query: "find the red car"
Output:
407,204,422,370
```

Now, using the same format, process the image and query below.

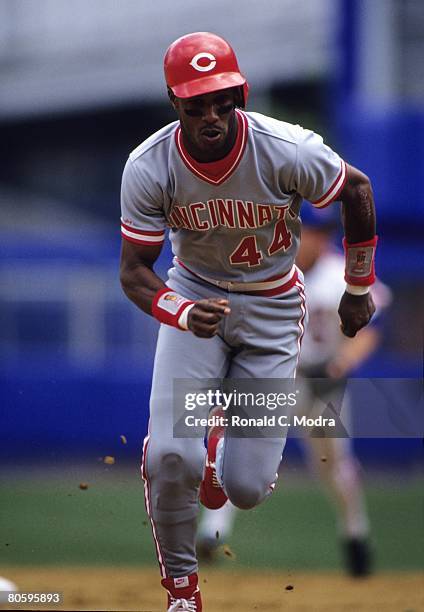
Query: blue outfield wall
335,104,424,279
0,370,152,463
337,106,424,215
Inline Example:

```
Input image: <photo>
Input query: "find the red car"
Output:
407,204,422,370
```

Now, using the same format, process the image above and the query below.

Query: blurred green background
1,466,422,571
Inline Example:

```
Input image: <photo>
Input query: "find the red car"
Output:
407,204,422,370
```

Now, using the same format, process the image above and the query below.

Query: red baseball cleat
199,407,228,509
161,573,202,611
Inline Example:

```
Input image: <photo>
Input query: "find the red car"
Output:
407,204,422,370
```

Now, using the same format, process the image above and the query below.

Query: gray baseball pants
141,264,306,577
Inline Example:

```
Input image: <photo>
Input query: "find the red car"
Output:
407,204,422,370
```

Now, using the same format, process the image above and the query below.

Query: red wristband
343,236,378,286
151,288,194,330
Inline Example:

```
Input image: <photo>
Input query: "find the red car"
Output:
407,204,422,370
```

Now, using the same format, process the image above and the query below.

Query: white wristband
346,284,370,296
177,303,195,330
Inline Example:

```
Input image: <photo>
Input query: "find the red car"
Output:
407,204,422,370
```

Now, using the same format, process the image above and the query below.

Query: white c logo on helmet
189,52,217,72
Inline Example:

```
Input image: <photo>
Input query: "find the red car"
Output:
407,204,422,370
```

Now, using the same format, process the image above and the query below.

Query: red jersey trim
121,221,164,236
175,109,248,186
121,222,165,245
311,160,347,208
121,232,165,246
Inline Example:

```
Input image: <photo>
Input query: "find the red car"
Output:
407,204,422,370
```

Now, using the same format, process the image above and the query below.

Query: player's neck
181,112,238,163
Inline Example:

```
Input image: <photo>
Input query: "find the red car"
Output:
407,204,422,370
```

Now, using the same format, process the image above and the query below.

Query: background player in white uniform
119,32,378,611
197,206,390,578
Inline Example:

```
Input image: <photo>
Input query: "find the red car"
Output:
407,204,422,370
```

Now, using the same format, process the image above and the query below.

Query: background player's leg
304,418,372,575
144,322,231,578
306,435,370,539
196,502,238,560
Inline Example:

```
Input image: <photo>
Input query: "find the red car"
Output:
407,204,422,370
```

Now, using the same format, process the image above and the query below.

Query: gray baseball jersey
120,110,346,283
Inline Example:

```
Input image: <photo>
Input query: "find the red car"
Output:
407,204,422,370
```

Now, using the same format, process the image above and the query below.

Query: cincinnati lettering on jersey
168,199,290,231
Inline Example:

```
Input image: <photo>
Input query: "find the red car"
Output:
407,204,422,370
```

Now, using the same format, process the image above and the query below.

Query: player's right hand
187,298,231,338
338,291,376,338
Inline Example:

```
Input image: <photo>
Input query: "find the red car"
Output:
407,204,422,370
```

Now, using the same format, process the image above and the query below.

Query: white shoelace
168,596,197,611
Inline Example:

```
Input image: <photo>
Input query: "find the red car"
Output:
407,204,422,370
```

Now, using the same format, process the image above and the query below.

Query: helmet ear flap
234,87,244,109
167,87,176,106
239,82,249,108
232,84,248,109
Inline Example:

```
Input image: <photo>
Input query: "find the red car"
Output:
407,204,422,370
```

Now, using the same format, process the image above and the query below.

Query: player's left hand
338,291,376,338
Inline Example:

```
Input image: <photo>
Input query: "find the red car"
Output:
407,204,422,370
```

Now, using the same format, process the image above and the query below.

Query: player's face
172,88,238,162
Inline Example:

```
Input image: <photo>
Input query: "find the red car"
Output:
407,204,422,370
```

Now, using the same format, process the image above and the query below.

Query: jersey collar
175,109,248,186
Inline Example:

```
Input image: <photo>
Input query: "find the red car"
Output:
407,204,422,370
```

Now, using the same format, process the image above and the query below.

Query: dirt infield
1,567,423,611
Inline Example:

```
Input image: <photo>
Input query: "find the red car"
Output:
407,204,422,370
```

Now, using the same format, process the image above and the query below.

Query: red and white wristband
151,288,195,331
343,236,378,295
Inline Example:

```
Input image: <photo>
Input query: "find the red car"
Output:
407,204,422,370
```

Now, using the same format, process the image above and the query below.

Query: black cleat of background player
343,537,373,577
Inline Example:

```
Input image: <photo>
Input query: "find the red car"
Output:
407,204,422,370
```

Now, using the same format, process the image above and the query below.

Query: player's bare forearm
120,240,231,334
120,240,166,315
337,164,377,337
339,164,376,243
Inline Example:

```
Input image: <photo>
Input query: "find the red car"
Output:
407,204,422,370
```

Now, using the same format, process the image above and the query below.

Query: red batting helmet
164,32,249,107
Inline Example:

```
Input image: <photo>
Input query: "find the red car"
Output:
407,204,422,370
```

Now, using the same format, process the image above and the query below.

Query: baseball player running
120,32,378,611
197,207,390,578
